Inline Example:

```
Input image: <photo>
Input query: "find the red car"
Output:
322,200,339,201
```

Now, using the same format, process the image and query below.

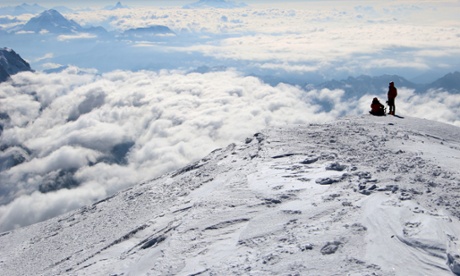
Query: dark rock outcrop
0,48,32,82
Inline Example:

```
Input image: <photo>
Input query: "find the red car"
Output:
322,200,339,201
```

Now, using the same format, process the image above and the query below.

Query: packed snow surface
1,115,460,275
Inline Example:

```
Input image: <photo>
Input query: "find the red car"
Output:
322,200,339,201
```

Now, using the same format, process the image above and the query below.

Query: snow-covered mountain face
1,116,459,275
0,48,32,82
22,9,82,34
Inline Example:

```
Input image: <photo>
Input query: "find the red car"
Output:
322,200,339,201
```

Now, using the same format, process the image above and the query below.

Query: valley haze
0,2,460,272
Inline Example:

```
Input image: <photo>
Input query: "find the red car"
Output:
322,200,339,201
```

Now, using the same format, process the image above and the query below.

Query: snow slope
0,115,460,275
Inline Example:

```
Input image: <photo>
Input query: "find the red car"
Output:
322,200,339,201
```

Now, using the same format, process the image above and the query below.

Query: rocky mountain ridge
0,48,32,82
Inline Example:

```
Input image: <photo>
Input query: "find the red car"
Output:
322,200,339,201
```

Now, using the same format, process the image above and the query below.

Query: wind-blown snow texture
1,115,460,275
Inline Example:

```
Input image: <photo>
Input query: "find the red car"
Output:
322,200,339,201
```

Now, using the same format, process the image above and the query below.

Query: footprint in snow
316,174,348,185
321,241,342,255
448,240,460,275
326,162,347,171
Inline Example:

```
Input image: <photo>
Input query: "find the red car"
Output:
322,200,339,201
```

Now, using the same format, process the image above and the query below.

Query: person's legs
388,99,395,115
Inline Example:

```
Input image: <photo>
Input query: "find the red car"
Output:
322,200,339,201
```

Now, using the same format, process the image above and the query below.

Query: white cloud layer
57,33,97,41
2,1,456,81
65,1,460,77
1,68,459,231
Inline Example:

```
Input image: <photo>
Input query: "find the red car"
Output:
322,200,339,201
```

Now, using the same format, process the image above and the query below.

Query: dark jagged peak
22,9,82,34
183,0,248,9
0,47,33,82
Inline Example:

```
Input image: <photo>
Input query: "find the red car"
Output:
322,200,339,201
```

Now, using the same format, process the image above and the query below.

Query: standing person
387,81,397,115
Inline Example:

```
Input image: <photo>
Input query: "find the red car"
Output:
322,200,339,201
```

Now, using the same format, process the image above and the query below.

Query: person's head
389,81,394,87
372,97,379,104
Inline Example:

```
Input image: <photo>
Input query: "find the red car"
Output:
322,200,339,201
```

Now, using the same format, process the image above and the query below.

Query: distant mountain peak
313,72,460,96
0,3,46,16
428,71,460,93
183,0,247,9
105,2,129,10
122,25,175,37
39,9,64,19
22,9,82,33
315,74,417,99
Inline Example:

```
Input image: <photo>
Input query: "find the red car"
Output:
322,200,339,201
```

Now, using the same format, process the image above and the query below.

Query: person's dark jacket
388,82,397,99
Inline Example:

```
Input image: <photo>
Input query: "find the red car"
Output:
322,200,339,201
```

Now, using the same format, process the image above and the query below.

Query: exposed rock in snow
0,48,32,82
0,115,459,275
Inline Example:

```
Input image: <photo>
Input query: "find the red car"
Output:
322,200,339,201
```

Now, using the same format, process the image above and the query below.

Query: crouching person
369,97,386,116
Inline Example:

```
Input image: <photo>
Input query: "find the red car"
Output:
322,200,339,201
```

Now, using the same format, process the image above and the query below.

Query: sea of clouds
1,0,460,231
1,67,459,231
0,68,328,231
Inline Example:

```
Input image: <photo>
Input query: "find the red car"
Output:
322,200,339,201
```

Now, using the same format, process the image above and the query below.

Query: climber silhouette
387,82,397,115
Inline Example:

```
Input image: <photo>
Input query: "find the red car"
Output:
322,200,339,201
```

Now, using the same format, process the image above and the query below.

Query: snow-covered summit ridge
1,115,460,275
22,9,82,33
